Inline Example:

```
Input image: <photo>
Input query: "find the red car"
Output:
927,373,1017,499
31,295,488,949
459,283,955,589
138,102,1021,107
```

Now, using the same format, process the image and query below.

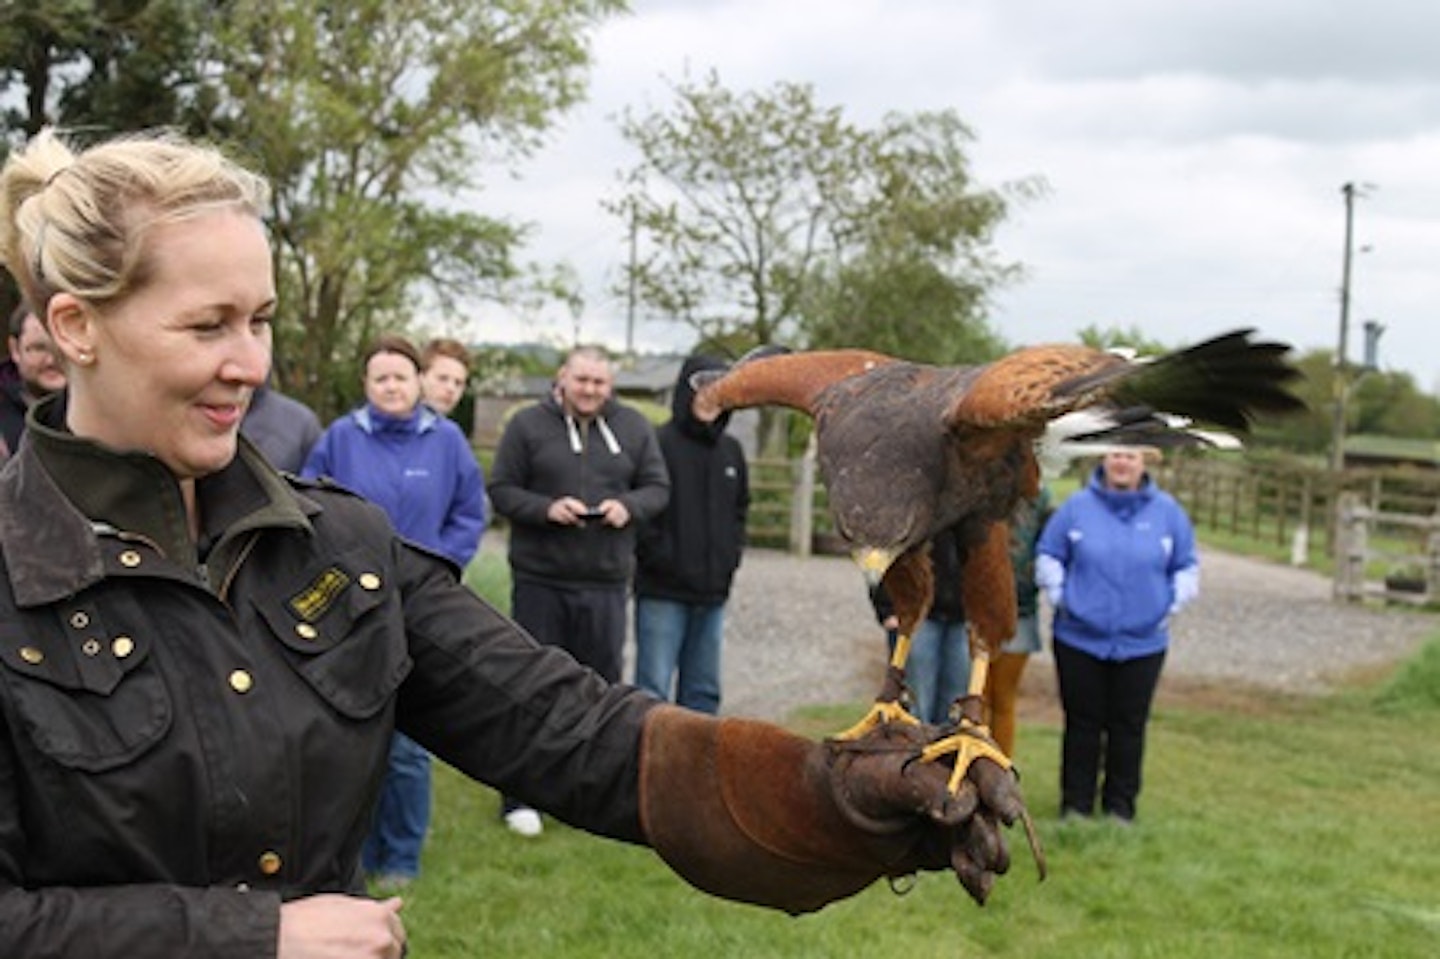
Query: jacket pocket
253,547,411,720
0,610,171,772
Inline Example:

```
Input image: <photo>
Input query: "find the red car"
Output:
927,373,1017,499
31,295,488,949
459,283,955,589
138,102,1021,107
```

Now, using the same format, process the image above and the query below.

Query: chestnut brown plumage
691,328,1304,875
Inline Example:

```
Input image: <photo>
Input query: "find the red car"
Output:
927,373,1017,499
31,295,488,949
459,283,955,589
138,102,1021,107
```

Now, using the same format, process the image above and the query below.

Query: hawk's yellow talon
831,700,920,741
920,720,1014,795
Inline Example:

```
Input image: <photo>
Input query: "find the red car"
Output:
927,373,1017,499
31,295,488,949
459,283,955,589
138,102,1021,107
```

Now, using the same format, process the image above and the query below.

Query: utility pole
625,198,638,357
1330,182,1357,474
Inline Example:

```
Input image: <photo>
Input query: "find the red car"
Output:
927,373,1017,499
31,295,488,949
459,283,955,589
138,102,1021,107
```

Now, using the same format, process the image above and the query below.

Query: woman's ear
45,293,97,366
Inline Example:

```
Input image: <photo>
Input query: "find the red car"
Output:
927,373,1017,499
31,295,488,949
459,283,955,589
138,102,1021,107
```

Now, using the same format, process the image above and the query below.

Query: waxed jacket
0,400,656,958
488,391,669,587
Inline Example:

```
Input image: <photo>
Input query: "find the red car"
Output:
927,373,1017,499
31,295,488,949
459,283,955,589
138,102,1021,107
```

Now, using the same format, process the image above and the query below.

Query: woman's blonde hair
0,128,271,315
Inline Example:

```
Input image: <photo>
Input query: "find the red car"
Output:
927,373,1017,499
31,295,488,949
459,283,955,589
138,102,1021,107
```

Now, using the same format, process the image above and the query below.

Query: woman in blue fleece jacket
303,334,487,887
1035,447,1198,822
303,336,486,569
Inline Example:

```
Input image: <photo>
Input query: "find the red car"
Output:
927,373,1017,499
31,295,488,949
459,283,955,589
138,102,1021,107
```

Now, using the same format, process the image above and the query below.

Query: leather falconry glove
639,705,1033,913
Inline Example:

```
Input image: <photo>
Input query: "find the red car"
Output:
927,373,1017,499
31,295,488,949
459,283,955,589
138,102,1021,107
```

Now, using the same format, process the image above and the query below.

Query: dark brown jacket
0,400,655,958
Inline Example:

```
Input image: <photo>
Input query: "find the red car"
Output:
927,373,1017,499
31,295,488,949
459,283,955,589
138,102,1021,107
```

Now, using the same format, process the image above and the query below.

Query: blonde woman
0,128,1022,957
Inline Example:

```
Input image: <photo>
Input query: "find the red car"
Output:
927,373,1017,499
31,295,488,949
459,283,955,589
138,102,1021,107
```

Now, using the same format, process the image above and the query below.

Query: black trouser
511,579,628,682
1052,639,1166,820
502,579,628,815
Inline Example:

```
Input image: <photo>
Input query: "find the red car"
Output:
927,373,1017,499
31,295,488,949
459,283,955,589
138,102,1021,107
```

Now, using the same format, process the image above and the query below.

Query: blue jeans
361,732,431,878
906,618,972,725
634,597,725,714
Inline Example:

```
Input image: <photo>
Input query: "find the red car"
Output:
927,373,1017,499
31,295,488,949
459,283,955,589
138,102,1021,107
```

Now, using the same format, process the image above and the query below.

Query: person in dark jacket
633,355,750,714
240,380,323,473
0,127,1023,958
869,524,972,725
0,300,66,460
487,344,669,835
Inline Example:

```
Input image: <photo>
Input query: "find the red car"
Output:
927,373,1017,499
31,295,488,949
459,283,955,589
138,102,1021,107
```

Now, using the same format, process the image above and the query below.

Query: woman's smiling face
59,208,275,480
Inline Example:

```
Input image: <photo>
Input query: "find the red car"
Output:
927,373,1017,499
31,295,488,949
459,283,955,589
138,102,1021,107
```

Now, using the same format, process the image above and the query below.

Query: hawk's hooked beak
853,547,899,589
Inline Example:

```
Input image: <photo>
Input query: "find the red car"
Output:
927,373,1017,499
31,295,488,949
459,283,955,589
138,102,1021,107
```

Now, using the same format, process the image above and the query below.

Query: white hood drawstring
565,412,623,455
565,413,583,454
596,415,621,455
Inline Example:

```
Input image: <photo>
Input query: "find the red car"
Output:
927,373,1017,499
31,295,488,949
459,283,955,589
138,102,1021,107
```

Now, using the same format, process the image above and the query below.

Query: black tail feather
1058,329,1305,432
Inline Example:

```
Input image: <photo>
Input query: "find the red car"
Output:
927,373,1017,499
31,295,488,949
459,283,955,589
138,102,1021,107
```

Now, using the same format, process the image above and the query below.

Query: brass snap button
112,636,135,658
295,623,319,641
358,572,382,591
258,851,282,875
229,670,254,694
18,646,43,665
118,550,142,568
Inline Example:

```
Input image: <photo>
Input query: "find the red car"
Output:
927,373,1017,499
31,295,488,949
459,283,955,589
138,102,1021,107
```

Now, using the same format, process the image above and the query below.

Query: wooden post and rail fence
741,447,1440,607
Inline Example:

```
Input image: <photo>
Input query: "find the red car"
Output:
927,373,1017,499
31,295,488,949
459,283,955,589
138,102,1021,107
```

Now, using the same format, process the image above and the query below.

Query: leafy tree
1073,322,1173,358
1,0,210,314
196,0,624,417
1,1,95,144
1350,367,1440,440
608,71,1030,362
0,0,206,142
1252,349,1440,455
3,0,623,417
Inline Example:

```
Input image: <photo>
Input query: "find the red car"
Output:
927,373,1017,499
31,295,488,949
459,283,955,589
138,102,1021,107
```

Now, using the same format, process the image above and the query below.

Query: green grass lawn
390,623,1440,958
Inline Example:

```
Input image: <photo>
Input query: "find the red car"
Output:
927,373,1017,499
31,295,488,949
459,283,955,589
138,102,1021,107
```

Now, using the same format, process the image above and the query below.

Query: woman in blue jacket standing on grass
1036,446,1198,824
303,334,487,887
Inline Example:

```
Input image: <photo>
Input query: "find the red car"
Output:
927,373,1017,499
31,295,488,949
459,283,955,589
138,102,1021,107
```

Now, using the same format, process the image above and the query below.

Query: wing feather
692,348,899,422
946,328,1303,434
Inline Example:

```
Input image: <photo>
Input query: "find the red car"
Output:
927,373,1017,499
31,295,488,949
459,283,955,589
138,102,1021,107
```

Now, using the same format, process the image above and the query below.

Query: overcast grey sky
471,0,1440,390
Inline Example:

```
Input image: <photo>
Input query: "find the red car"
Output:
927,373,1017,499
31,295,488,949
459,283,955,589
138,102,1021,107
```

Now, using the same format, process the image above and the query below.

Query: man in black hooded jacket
632,355,750,714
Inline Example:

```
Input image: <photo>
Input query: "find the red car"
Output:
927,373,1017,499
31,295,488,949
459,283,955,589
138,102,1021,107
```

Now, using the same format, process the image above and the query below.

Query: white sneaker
503,807,543,837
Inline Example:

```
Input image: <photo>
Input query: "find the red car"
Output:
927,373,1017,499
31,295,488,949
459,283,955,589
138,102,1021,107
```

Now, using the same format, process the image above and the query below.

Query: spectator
0,300,66,460
633,355,750,714
984,486,1053,756
869,525,972,726
1036,447,1198,823
241,379,323,473
303,333,487,887
487,344,670,835
420,336,470,418
0,127,1021,957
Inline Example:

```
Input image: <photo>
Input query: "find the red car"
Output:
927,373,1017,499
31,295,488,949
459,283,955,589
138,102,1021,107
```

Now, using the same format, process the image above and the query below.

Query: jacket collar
353,403,439,436
1087,464,1156,517
0,394,315,607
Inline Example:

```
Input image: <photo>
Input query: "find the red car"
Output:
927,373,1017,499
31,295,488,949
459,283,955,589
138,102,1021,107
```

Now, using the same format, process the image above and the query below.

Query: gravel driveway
711,546,1439,721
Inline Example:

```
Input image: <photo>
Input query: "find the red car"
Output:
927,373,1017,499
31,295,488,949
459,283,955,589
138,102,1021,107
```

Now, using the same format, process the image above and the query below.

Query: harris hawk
690,329,1303,854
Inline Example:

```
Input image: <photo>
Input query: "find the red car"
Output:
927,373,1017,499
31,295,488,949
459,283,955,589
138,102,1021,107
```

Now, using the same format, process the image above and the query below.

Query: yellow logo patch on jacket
289,567,350,622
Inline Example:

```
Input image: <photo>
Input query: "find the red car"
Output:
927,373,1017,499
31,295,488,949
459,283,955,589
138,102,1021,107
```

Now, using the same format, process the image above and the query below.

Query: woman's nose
223,329,272,385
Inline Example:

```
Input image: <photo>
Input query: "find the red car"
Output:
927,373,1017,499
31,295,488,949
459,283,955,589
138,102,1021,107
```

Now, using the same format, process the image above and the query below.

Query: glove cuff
639,705,918,915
